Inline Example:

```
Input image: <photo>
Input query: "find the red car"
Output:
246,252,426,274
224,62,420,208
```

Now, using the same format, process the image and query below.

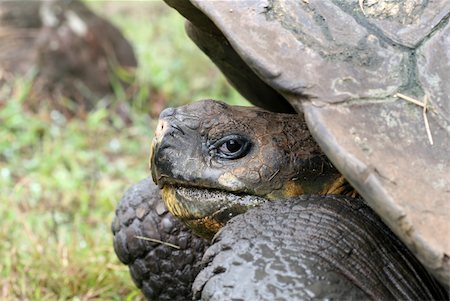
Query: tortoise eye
222,139,242,153
212,135,251,159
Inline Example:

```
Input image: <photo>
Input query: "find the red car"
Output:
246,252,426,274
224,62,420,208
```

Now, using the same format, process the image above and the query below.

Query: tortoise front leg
112,178,210,300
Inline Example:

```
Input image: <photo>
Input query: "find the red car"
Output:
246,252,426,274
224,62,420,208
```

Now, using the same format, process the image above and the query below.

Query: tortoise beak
150,106,187,187
149,117,171,186
149,137,159,185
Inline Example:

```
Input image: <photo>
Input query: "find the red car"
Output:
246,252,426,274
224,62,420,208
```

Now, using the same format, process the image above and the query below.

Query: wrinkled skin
163,0,450,286
151,100,338,196
193,196,447,300
150,100,347,238
114,100,447,300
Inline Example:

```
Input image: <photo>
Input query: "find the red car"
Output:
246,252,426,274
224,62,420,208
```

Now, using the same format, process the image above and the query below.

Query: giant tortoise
112,0,449,299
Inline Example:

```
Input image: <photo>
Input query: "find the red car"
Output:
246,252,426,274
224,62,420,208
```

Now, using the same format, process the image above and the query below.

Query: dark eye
221,139,242,153
211,135,251,159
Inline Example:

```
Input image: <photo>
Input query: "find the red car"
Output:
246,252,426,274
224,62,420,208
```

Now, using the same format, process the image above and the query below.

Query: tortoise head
150,100,343,239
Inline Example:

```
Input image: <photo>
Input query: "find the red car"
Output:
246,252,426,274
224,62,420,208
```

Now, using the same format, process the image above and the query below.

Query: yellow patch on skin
161,186,223,240
186,217,223,240
161,186,188,218
281,180,305,198
323,175,347,195
218,172,245,190
322,175,357,197
266,181,304,200
267,175,356,200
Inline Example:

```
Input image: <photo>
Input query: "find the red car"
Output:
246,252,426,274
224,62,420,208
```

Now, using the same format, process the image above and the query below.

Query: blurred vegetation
89,1,249,114
0,2,248,300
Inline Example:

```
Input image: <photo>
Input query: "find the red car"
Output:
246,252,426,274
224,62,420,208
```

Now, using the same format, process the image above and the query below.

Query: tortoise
112,0,449,299
113,100,447,300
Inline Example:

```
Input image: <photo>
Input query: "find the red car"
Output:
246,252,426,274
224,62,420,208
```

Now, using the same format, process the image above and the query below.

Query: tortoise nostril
155,120,168,139
160,107,175,119
154,119,185,140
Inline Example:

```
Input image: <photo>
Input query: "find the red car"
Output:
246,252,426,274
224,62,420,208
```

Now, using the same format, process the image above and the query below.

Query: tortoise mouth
161,184,269,240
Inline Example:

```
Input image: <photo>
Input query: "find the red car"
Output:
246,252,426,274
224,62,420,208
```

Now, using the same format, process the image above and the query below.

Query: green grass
0,79,152,300
0,2,249,300
89,1,250,109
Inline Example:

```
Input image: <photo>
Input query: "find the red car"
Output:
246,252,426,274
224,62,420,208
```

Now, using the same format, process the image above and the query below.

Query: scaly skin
112,178,209,300
147,100,447,299
150,99,351,238
113,100,447,300
193,195,448,300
